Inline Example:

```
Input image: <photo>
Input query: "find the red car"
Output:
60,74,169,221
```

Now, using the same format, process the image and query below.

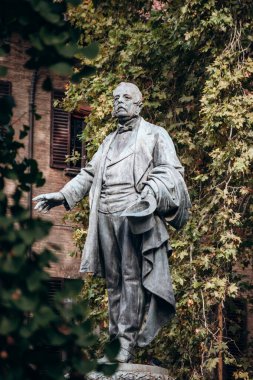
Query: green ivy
63,1,253,379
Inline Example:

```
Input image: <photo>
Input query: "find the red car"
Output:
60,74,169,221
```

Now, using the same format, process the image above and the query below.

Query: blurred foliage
0,0,99,86
62,0,253,379
0,100,103,380
0,1,119,379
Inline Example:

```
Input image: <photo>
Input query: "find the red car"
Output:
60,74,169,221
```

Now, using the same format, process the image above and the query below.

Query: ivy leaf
79,42,99,59
35,2,61,24
67,0,82,5
72,358,96,374
0,66,8,76
104,339,120,361
40,27,68,46
71,65,96,83
101,363,118,377
49,63,73,76
56,43,78,58
14,295,39,312
42,76,53,91
0,317,19,335
19,125,30,139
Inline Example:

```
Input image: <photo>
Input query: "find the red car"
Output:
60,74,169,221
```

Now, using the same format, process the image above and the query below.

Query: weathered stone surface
33,82,191,358
87,363,174,380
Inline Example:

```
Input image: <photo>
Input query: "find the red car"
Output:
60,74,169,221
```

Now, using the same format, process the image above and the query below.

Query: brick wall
2,35,81,278
239,266,253,341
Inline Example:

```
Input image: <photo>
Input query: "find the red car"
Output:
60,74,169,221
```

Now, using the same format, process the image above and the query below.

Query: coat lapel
89,130,117,208
91,117,155,205
107,143,135,166
134,118,154,186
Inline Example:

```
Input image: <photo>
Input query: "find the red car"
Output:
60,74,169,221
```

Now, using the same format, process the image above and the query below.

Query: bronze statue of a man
33,82,191,363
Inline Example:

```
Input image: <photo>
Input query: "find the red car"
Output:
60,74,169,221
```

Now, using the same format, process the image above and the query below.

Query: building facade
1,35,90,279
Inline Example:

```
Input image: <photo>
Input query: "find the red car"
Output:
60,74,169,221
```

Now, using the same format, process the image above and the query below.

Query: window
47,277,64,304
0,80,11,96
50,90,90,175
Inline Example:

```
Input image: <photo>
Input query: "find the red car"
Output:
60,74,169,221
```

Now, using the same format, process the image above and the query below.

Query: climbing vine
63,1,253,379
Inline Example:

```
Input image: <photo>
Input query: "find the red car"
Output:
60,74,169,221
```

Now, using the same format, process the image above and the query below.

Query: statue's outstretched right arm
33,143,103,213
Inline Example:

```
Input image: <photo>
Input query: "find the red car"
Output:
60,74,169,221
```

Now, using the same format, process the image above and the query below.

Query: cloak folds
60,117,191,346
137,163,191,346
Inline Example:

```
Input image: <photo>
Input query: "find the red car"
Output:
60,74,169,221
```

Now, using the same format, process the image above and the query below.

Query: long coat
60,117,191,346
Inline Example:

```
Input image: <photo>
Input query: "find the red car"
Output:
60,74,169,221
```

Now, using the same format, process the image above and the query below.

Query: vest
98,126,139,213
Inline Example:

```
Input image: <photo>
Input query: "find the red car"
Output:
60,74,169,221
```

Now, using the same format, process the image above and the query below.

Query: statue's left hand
140,186,156,200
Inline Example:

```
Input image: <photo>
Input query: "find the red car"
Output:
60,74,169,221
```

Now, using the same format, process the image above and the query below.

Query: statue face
113,84,141,119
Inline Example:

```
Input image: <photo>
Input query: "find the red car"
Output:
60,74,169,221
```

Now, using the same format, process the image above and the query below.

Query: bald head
113,82,143,102
112,82,143,121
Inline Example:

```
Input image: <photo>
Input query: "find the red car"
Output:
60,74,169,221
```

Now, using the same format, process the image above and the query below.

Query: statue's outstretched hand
33,192,65,213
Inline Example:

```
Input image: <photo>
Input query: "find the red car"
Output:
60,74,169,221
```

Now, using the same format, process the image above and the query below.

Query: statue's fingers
33,194,47,202
38,203,49,212
42,205,51,214
35,201,49,212
34,201,46,210
140,191,148,199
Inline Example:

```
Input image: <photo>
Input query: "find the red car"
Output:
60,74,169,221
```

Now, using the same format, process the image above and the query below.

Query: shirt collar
117,116,141,134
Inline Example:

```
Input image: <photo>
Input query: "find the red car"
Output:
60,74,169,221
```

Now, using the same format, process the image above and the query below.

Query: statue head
112,82,143,121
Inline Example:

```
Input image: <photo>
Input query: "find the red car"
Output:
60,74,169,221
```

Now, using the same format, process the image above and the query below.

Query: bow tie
118,125,133,134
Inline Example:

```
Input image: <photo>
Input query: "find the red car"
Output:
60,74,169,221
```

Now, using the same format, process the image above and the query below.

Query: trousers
98,211,145,350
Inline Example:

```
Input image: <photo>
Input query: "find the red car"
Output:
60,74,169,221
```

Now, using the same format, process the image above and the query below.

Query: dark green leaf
72,358,96,374
35,112,42,120
71,66,96,83
29,34,44,50
42,76,53,91
101,363,118,376
104,339,120,361
56,43,78,58
40,27,68,46
67,0,82,6
50,63,73,76
14,295,39,311
0,317,19,335
0,66,8,76
79,42,99,59
19,125,30,139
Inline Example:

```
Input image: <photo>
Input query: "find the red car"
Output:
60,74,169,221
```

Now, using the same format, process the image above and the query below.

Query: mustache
112,106,127,118
116,106,127,110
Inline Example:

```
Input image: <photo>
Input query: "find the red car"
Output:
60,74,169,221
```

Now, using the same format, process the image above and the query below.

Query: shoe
97,355,110,364
114,347,133,363
97,347,133,364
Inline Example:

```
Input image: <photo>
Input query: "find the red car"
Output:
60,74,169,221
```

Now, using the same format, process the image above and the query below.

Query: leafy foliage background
62,1,253,379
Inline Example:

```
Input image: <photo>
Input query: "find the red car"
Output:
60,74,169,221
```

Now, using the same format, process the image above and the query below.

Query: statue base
88,363,174,380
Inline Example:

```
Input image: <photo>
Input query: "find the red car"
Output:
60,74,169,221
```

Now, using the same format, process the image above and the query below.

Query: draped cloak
60,117,191,347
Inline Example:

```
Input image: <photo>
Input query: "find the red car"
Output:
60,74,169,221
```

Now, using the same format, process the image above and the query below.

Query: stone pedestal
88,363,174,380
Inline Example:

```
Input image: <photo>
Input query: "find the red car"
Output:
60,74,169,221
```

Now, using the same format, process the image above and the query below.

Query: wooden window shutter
50,90,70,169
0,80,12,96
47,277,64,304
